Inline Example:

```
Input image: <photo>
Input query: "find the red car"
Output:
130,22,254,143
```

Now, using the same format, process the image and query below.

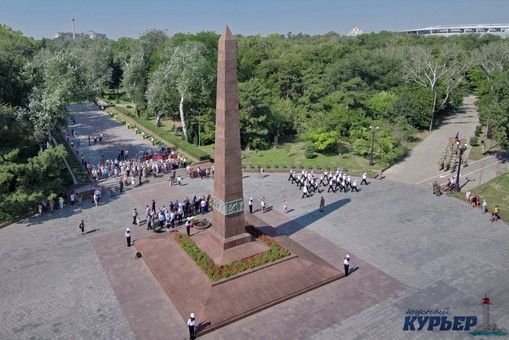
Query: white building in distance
55,30,108,40
348,27,364,36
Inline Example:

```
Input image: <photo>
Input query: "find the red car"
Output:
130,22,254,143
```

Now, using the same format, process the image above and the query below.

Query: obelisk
209,26,251,250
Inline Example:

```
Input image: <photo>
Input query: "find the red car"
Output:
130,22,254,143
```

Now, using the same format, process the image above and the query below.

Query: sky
1,0,508,40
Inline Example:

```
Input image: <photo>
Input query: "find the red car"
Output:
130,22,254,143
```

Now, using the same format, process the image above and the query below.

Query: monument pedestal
194,230,267,266
207,227,252,251
134,219,343,336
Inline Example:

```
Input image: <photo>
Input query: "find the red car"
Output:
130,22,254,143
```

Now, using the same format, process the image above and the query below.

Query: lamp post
454,143,468,192
190,109,202,147
369,126,379,166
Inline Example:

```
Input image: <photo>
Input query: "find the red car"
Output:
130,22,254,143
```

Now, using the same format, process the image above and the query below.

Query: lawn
467,126,501,162
451,172,509,222
202,139,382,177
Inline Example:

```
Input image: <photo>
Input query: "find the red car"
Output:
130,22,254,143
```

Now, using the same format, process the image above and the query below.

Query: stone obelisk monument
209,26,251,250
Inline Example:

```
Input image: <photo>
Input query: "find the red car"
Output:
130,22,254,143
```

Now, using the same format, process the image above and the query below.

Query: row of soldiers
438,137,467,171
288,169,368,198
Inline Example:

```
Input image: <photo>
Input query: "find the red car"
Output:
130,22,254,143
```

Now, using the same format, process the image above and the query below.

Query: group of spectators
138,196,212,230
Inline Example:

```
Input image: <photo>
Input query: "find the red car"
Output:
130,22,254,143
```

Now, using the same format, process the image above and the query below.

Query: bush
304,144,316,159
470,136,480,147
475,125,483,137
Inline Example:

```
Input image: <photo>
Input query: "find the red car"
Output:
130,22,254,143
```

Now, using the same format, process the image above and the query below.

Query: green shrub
475,125,483,137
470,136,479,147
304,144,316,159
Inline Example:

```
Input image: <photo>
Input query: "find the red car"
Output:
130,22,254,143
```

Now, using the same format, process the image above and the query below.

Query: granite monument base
134,219,343,336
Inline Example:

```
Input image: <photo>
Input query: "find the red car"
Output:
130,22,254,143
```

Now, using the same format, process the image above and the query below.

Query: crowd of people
134,196,212,231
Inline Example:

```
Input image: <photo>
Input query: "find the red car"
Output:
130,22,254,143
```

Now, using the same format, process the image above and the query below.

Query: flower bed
175,225,291,281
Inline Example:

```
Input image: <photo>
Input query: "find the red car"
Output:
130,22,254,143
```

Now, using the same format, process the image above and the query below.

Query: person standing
132,208,139,225
187,313,196,339
344,255,350,276
261,197,267,213
125,228,132,247
70,192,76,206
147,214,153,230
152,199,156,212
58,196,64,210
185,217,192,236
79,220,85,235
482,199,488,214
319,196,325,212
283,200,288,214
248,198,253,213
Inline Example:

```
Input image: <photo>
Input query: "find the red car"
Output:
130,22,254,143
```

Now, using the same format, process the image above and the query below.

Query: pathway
384,95,509,191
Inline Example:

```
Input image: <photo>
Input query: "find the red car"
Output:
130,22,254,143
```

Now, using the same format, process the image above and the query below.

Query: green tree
0,24,35,107
162,41,212,142
121,46,148,117
238,78,274,149
399,45,469,131
25,51,92,142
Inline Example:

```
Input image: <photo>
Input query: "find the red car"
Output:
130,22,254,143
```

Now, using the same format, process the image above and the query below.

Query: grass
467,128,501,162
450,171,509,222
203,140,382,176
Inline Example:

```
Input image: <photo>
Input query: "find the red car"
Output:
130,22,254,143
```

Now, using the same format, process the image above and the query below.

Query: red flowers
175,226,290,281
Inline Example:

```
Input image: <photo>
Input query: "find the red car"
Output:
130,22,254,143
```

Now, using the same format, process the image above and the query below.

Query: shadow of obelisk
207,26,252,250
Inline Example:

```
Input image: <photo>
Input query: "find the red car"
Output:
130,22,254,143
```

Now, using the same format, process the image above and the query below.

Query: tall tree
25,51,92,142
238,78,274,149
121,46,148,117
399,45,469,131
148,41,212,142
0,24,35,107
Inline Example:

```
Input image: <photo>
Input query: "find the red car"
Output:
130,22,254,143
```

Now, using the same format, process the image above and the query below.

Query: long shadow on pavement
275,198,351,236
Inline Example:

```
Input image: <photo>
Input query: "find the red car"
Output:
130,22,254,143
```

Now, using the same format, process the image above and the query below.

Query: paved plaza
1,103,508,339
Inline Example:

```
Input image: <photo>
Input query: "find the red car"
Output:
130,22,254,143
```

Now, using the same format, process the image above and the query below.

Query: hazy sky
1,0,508,40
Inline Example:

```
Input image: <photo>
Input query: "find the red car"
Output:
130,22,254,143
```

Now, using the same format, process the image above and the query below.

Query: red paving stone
133,226,343,336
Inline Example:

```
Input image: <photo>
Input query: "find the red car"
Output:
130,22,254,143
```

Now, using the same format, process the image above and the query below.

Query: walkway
0,103,508,340
384,95,509,191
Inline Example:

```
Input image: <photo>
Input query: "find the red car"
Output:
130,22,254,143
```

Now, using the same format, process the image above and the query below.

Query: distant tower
470,295,507,335
71,18,76,40
481,295,491,328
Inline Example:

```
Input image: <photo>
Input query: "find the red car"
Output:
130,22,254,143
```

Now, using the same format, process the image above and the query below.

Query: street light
190,109,202,147
369,126,379,166
454,143,468,192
